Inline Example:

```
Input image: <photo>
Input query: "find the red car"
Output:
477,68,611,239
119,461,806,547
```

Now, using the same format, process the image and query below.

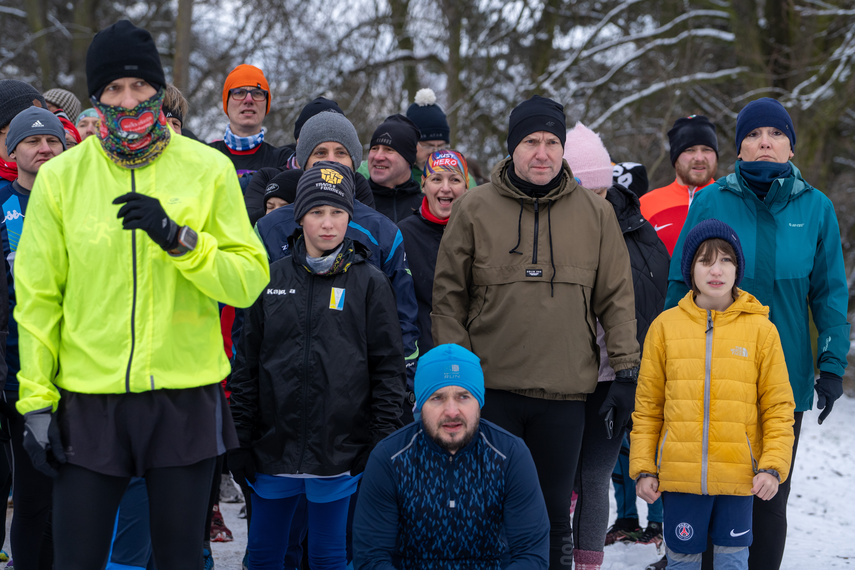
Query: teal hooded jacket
665,162,849,412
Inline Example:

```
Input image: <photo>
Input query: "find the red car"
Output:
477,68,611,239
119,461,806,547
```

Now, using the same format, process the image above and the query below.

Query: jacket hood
490,156,579,202
605,183,648,234
677,288,770,326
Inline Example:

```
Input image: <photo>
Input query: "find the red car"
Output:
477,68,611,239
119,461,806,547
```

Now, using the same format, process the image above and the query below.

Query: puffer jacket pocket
656,430,669,472
745,433,758,473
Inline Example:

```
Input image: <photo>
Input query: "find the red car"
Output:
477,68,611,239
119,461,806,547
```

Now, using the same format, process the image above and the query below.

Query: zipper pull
706,311,713,333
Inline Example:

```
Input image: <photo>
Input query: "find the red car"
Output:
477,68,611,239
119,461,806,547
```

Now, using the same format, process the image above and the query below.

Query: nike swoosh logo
654,223,673,232
730,529,750,537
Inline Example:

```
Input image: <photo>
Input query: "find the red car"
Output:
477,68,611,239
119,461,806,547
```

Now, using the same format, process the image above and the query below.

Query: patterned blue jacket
353,419,549,569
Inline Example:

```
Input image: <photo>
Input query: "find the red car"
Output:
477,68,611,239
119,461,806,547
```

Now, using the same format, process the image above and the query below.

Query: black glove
599,367,638,439
815,371,843,425
22,410,67,477
228,447,256,485
113,192,179,251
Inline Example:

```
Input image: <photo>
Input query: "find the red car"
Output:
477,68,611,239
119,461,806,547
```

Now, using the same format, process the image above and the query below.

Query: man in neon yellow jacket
13,20,269,569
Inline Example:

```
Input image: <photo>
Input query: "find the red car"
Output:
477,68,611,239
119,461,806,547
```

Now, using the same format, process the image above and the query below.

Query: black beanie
370,114,420,166
294,161,354,222
507,95,566,156
612,161,649,198
86,20,166,97
406,88,450,142
294,97,344,140
265,169,303,207
668,115,718,165
0,80,48,128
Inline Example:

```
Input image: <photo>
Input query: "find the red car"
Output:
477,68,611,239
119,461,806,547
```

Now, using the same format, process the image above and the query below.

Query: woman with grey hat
665,97,849,570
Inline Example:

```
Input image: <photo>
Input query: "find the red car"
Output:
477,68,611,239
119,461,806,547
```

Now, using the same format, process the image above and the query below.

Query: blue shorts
662,492,753,554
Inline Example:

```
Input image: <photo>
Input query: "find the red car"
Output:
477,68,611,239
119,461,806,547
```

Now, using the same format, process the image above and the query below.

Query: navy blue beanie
735,98,795,153
415,344,485,410
680,219,745,290
507,95,566,156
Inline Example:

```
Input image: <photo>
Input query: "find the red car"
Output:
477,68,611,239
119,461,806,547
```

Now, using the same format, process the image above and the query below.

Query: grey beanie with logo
6,106,67,155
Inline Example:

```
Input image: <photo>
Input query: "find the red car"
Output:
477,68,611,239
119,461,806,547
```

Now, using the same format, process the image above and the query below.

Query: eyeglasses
229,87,268,102
418,141,446,152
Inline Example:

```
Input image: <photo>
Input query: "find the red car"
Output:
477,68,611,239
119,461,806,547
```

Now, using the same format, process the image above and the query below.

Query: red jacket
639,178,715,255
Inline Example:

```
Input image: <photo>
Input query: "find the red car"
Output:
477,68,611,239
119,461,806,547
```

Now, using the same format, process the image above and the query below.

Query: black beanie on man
0,80,48,128
294,97,344,141
86,20,166,98
507,95,566,156
667,115,718,166
294,161,355,222
369,114,420,167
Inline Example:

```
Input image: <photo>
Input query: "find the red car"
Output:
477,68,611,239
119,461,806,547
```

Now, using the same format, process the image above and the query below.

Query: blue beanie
680,219,745,290
414,344,484,410
735,98,795,153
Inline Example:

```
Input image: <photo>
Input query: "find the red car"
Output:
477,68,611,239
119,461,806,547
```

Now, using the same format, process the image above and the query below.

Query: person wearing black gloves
664,98,850,570
229,161,405,569
12,20,269,570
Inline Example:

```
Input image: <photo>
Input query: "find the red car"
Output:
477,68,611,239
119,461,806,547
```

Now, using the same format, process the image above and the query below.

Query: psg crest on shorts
676,522,694,541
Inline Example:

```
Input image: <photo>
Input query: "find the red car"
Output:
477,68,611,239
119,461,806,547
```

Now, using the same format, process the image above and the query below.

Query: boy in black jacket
229,161,406,569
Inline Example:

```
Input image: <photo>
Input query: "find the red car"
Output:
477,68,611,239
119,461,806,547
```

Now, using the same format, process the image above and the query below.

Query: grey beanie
296,111,363,171
6,106,67,155
0,80,48,128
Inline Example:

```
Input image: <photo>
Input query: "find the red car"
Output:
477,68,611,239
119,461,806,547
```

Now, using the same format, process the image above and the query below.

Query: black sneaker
637,521,663,548
605,517,642,545
645,554,668,569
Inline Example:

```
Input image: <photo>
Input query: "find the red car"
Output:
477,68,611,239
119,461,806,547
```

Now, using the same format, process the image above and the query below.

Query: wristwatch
168,226,197,256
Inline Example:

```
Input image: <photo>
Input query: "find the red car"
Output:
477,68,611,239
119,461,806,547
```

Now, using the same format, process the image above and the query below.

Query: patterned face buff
92,88,170,169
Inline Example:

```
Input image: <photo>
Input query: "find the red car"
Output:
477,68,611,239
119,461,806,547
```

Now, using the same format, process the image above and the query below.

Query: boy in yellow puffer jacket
630,219,794,569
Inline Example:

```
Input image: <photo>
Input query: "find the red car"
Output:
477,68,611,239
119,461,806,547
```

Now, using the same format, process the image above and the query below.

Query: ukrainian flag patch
329,287,346,311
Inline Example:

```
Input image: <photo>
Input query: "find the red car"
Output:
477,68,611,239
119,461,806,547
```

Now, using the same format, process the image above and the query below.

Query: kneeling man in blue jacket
353,343,550,569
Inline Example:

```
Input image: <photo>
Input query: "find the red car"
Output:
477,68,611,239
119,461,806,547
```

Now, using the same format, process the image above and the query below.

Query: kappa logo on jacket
329,287,345,310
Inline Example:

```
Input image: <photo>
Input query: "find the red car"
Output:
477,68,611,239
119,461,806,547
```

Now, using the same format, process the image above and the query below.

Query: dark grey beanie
0,80,48,128
6,106,67,155
295,111,363,170
294,161,355,222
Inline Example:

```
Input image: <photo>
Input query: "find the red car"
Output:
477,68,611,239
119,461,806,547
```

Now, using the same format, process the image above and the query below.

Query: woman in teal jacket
665,98,849,570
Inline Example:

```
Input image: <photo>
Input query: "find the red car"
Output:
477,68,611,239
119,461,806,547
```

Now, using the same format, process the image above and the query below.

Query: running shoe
210,503,234,542
202,547,214,570
637,521,664,549
646,554,668,569
0,552,8,563
604,517,642,545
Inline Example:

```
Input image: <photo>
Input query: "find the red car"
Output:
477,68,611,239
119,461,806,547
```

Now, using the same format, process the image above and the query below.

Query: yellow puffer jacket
630,290,795,495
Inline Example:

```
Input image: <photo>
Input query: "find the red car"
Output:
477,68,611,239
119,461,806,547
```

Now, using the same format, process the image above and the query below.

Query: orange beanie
222,64,270,115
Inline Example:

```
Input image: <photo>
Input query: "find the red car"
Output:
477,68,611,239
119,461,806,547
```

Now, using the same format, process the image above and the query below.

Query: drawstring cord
508,199,524,255
547,200,556,297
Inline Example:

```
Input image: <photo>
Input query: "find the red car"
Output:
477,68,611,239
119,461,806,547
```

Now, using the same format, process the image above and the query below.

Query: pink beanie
563,122,613,189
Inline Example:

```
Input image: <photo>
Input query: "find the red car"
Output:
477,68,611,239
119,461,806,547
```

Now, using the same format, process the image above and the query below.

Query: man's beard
428,413,480,453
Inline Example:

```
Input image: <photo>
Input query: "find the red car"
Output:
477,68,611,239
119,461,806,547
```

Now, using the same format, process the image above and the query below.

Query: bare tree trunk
389,0,416,101
174,0,194,92
23,0,52,88
71,0,98,102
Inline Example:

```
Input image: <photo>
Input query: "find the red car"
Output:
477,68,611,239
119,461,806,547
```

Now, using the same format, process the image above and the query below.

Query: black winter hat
264,169,302,207
668,115,718,165
612,161,649,198
294,161,354,222
294,97,344,141
406,88,450,142
0,80,48,128
370,114,420,166
86,20,166,97
507,95,566,156
681,218,745,290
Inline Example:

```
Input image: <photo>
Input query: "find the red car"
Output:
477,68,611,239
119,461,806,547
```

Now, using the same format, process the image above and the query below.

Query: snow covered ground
5,396,852,569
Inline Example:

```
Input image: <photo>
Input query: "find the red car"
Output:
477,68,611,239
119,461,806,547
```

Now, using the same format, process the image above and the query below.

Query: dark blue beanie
681,219,745,290
415,344,485,410
735,98,795,153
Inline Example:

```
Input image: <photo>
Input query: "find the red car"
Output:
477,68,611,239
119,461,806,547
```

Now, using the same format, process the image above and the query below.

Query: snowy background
4,395,850,568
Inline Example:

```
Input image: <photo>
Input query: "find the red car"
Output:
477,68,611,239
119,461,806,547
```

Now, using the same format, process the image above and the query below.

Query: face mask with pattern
91,88,170,169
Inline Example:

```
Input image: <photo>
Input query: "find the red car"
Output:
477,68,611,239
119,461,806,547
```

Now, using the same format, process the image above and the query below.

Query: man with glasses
209,64,292,180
